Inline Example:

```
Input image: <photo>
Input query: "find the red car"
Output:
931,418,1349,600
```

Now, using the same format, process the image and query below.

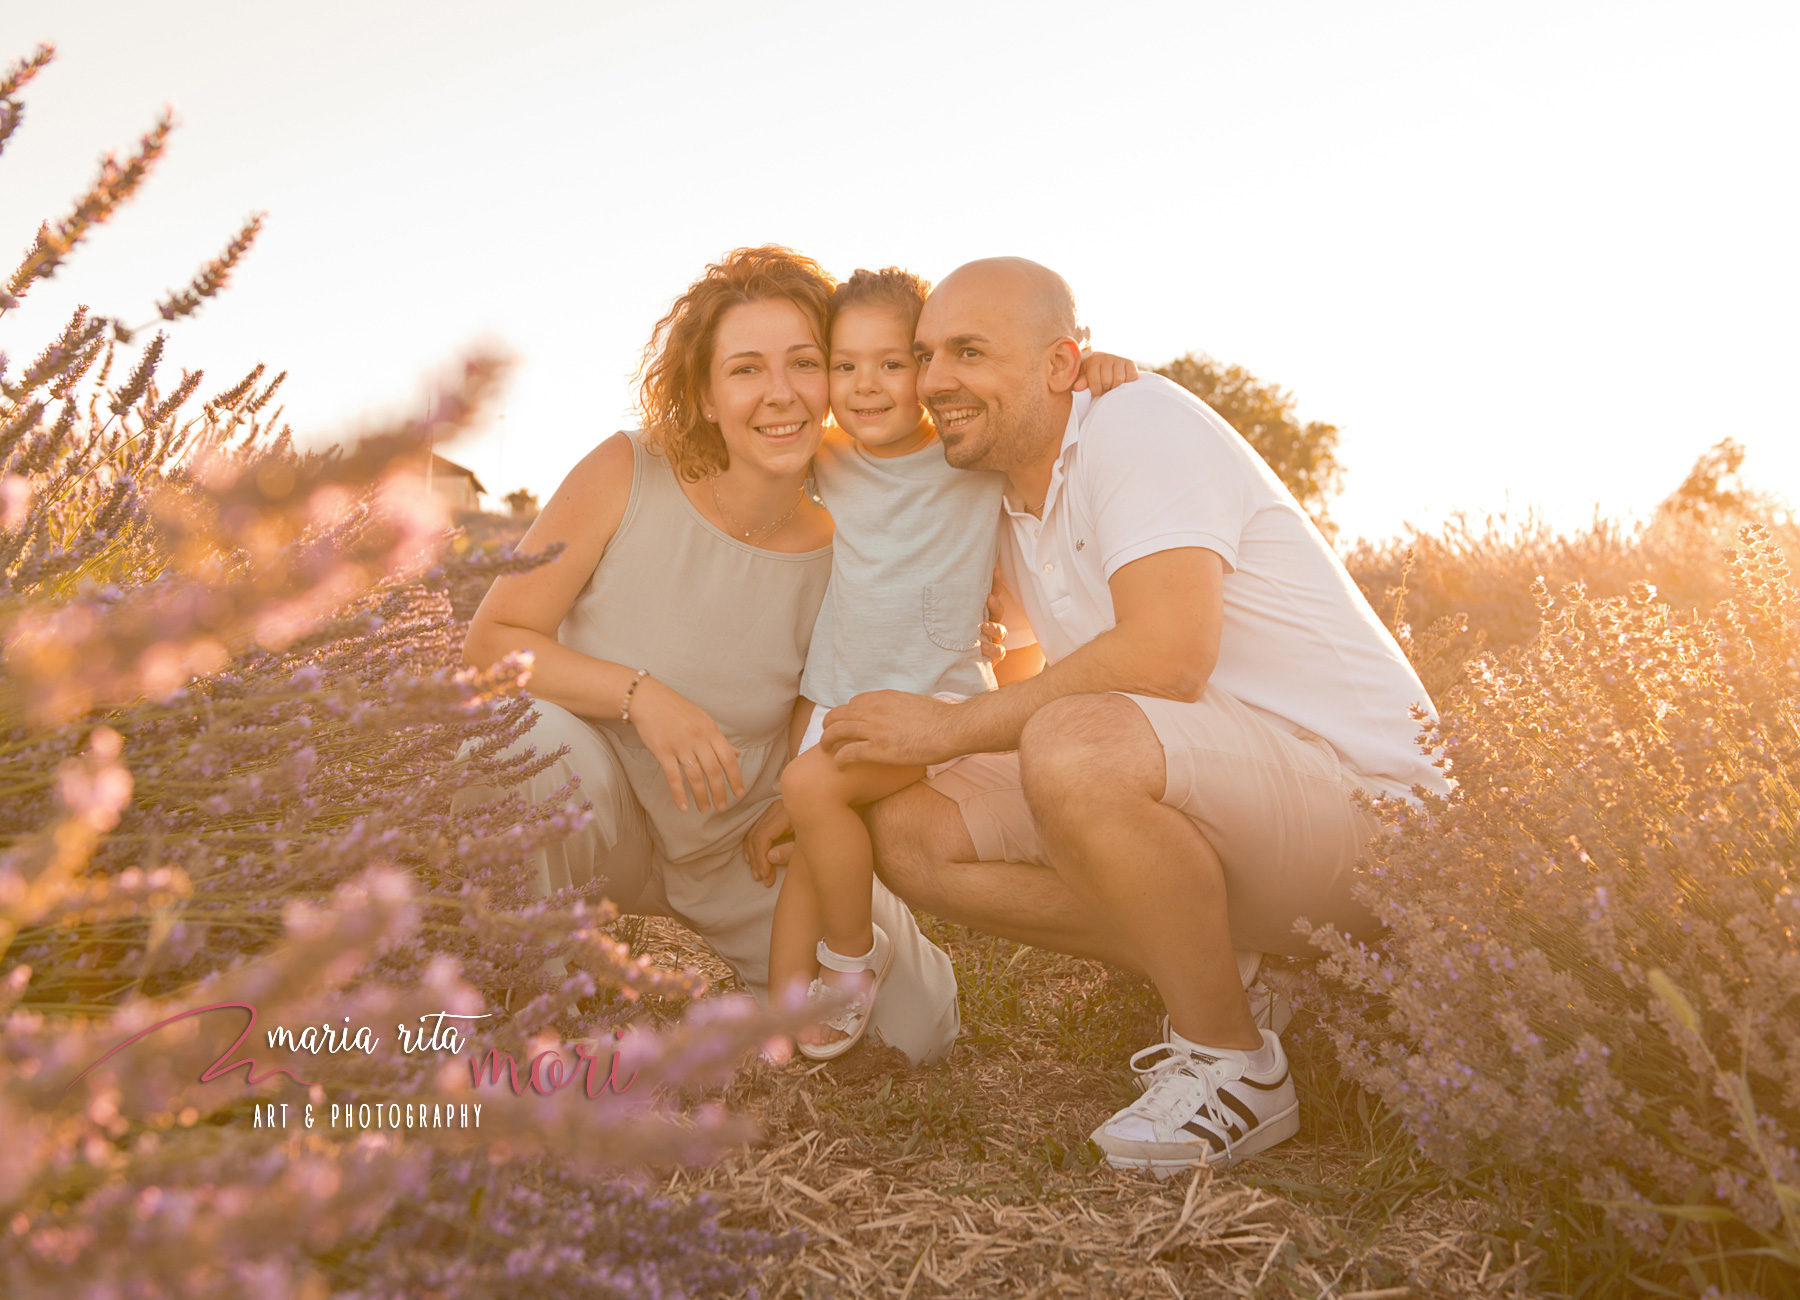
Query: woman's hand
742,798,794,886
1073,350,1141,397
629,676,747,813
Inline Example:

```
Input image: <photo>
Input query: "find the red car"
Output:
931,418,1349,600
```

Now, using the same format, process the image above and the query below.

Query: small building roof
426,453,487,496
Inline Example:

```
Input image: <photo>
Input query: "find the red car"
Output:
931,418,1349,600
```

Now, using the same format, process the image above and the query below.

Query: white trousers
457,701,961,1065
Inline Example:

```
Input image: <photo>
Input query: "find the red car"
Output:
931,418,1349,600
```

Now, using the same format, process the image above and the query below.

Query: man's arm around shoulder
821,547,1223,767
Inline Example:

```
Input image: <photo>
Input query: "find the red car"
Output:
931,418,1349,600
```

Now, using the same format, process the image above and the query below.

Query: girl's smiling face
828,304,934,458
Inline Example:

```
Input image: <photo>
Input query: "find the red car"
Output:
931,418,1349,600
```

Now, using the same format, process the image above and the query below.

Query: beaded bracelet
620,668,650,722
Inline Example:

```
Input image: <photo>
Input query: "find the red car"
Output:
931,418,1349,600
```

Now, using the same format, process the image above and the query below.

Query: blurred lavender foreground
1308,531,1800,1290
0,45,795,1298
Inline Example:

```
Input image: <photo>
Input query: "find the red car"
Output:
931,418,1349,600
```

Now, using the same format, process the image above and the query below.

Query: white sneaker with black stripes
1131,976,1293,1095
1090,1028,1298,1175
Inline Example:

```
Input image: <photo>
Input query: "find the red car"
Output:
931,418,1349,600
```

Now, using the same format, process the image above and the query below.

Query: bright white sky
1,1,1794,543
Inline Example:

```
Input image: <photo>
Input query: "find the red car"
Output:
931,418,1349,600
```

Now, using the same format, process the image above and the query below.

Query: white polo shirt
997,375,1448,801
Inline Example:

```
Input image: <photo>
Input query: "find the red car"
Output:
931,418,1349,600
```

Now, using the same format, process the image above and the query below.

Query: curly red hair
637,246,836,481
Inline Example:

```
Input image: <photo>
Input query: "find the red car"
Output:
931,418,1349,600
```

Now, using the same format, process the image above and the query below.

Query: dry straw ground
633,917,1548,1300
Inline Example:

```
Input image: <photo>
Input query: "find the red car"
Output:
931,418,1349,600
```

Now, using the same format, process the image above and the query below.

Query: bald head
934,257,1082,350
913,257,1085,476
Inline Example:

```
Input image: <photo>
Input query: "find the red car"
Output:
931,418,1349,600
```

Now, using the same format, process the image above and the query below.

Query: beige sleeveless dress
461,435,960,1064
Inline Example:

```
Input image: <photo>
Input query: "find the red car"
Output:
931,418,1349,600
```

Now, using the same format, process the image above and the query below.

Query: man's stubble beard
939,418,994,471
936,387,1053,475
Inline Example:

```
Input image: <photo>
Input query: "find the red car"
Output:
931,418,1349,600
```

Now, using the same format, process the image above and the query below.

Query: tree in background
1660,435,1749,519
1153,351,1345,539
504,487,539,518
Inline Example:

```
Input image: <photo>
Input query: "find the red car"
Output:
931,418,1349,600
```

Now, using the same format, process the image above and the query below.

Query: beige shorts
922,688,1384,955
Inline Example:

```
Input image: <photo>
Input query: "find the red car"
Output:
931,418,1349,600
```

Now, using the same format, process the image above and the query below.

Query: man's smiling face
913,260,1074,473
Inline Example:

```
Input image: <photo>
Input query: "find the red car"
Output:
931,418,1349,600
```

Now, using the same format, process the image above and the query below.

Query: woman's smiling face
703,298,829,476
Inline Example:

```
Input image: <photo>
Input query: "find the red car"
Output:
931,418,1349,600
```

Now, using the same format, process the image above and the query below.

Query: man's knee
1018,693,1162,813
866,784,968,910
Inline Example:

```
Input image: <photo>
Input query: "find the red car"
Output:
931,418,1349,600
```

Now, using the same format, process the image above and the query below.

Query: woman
460,245,960,1064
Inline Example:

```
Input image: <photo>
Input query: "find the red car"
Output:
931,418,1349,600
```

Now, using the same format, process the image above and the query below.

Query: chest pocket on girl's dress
923,584,986,652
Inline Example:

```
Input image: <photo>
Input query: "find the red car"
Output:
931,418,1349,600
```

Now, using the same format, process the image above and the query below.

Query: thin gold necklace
710,478,804,544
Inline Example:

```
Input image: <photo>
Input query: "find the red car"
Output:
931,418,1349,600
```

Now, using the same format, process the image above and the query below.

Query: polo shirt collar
1040,391,1091,517
1062,391,1093,453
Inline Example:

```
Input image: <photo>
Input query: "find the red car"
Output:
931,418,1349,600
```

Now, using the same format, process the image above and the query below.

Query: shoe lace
1126,1043,1238,1160
1128,1041,1183,1083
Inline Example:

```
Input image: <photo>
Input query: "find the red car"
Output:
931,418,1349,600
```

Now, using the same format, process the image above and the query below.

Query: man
807,257,1447,1175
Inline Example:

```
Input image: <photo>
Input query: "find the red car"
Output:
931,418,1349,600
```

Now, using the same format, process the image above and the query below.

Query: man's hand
979,591,1007,667
820,690,961,769
742,798,794,886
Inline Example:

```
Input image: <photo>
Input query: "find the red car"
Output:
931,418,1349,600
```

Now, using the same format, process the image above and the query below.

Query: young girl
762,267,1136,1060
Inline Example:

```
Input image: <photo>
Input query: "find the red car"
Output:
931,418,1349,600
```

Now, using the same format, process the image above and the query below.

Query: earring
705,412,716,422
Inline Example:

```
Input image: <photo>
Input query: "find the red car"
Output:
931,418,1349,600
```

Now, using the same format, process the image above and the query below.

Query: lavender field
3,43,1797,1299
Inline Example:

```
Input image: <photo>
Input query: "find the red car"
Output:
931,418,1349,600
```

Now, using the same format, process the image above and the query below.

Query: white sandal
796,923,893,1062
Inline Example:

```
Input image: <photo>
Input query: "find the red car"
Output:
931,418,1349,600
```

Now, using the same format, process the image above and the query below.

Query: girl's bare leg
769,845,824,1016
782,744,925,1046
